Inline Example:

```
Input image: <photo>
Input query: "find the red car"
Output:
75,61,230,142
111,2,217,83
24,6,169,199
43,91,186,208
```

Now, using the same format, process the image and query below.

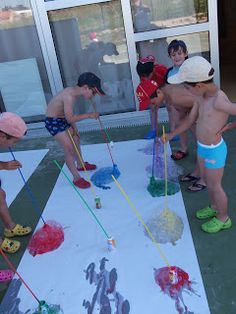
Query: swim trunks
197,138,227,169
45,117,71,136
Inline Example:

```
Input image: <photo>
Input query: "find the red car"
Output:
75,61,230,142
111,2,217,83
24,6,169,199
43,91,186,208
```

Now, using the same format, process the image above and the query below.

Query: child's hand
216,122,234,135
89,112,99,119
0,160,22,170
161,133,172,143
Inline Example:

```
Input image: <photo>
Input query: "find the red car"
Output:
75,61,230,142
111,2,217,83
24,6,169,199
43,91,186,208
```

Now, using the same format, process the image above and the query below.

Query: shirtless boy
45,72,104,189
162,56,236,233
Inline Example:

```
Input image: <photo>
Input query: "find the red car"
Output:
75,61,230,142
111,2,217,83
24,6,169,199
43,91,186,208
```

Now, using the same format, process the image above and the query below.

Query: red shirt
136,64,168,111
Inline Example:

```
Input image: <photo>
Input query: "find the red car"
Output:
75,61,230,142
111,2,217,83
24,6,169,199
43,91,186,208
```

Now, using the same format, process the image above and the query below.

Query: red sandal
171,150,189,161
77,162,97,171
73,177,91,189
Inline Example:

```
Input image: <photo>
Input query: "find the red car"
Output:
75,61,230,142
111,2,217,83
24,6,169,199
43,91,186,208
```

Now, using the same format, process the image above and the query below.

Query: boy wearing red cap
136,56,168,139
0,112,31,256
45,72,105,189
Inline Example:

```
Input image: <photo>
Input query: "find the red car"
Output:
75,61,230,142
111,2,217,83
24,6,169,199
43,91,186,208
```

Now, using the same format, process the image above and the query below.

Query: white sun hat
167,56,214,84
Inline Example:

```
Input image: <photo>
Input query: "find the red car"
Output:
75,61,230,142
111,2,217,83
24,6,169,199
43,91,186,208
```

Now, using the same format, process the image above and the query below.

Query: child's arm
215,94,236,116
162,101,199,142
0,160,22,170
64,96,99,124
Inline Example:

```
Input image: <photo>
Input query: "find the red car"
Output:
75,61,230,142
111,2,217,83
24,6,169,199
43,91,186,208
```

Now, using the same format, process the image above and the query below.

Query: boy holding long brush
0,112,31,255
162,56,236,233
45,72,105,189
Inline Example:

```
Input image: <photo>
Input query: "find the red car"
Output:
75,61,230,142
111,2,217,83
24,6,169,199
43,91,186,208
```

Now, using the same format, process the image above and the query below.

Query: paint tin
110,141,114,148
107,237,116,251
39,300,50,314
95,196,102,209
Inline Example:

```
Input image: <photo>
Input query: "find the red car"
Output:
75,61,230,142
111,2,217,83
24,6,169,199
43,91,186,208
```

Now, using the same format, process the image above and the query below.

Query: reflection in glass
136,32,210,69
0,1,52,121
131,0,208,32
48,1,136,115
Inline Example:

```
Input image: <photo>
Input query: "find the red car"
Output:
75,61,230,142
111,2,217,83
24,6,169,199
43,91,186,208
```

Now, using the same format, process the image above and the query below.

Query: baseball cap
77,72,105,95
136,79,158,111
139,55,156,64
167,56,214,84
0,112,27,138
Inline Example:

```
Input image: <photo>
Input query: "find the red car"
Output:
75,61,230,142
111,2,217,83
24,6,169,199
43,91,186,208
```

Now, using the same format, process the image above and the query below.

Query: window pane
0,1,52,122
131,0,208,32
48,0,136,115
136,32,210,69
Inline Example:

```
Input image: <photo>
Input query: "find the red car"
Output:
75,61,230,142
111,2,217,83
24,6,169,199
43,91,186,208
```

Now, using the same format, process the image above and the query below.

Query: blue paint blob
91,165,121,189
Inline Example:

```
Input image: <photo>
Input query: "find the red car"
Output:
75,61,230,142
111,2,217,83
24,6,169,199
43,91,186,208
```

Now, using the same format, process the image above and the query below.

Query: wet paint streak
154,266,198,314
83,257,130,314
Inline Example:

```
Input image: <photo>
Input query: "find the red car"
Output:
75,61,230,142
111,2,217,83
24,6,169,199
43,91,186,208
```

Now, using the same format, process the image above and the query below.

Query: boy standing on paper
45,72,105,189
0,112,31,255
136,55,168,139
162,56,236,233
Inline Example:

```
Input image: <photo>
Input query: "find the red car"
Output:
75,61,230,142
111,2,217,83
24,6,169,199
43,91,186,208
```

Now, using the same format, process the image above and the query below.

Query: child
0,112,32,255
45,72,105,189
163,56,236,233
136,55,168,139
166,39,189,160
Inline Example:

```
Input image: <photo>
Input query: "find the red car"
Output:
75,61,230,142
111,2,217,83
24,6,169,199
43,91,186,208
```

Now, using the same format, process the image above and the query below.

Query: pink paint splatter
154,266,198,314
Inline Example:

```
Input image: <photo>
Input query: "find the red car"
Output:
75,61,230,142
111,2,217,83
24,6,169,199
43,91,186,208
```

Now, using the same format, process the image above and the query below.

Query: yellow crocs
4,224,32,238
1,238,20,253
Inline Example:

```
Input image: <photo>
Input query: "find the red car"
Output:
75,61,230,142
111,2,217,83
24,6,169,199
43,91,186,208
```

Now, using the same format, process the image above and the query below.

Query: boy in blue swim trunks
162,56,236,233
45,72,105,189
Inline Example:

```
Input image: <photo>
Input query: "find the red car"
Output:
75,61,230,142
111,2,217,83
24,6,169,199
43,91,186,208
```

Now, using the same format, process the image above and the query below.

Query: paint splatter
138,138,164,155
146,155,180,182
30,300,63,314
154,266,198,314
83,257,130,313
145,208,184,245
28,221,64,256
91,165,120,189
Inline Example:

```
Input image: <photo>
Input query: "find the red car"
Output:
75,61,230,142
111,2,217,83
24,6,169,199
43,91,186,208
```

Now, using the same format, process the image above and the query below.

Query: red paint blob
28,221,64,256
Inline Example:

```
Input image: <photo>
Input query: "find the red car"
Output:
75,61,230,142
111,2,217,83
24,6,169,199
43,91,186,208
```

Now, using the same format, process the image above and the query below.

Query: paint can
107,236,116,251
110,141,114,148
95,196,102,209
39,300,50,314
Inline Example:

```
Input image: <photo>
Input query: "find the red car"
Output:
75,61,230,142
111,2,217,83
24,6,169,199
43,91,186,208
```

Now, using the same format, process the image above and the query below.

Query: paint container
95,196,102,209
39,300,50,314
107,237,116,251
110,141,114,148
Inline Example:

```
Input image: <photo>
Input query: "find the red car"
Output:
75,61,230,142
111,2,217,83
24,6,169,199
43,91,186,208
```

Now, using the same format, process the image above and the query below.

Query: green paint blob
147,177,180,197
32,301,63,314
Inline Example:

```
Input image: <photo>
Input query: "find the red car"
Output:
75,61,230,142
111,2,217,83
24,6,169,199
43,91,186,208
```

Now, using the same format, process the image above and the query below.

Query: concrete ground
0,123,236,314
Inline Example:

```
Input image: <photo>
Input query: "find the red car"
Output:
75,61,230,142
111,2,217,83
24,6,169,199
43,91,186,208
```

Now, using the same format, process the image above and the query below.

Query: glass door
0,0,52,122
46,0,136,116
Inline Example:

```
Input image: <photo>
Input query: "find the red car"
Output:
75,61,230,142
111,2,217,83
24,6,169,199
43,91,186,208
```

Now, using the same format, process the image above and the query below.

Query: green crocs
201,217,232,233
196,206,217,219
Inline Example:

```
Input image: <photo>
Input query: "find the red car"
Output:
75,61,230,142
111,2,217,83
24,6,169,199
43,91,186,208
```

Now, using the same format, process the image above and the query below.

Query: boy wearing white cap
0,112,31,254
163,56,236,233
